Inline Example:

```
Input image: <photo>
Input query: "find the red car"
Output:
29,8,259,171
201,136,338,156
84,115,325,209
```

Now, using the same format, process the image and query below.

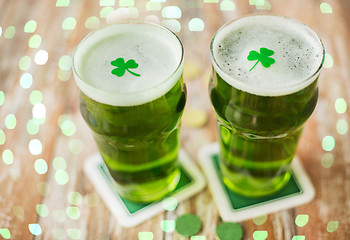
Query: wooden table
1,0,349,239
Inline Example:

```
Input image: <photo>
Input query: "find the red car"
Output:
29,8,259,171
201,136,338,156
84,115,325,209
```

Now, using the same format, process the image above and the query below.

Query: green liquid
209,71,318,197
80,78,186,202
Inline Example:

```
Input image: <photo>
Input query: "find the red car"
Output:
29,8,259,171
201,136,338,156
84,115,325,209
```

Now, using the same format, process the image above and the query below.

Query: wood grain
0,0,349,239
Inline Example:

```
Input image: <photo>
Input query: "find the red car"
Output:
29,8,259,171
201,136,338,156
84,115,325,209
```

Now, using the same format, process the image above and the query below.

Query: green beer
73,22,185,202
209,15,324,197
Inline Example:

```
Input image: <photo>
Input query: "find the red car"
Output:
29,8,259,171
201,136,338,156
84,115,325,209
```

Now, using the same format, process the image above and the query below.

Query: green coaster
84,149,206,227
198,143,315,222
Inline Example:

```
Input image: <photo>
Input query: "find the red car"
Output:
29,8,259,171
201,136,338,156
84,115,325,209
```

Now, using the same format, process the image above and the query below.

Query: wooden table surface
1,0,349,239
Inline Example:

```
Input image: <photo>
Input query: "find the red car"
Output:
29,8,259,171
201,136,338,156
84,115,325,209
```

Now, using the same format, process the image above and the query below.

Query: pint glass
209,15,324,197
73,22,186,202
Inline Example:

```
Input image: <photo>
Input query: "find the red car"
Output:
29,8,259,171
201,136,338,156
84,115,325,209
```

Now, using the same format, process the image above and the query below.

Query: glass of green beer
209,15,324,197
72,21,186,202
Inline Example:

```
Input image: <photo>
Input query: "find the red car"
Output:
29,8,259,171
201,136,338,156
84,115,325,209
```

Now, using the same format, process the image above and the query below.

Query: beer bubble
221,0,236,11
2,149,14,165
56,0,70,7
188,18,204,31
24,20,37,33
4,26,15,39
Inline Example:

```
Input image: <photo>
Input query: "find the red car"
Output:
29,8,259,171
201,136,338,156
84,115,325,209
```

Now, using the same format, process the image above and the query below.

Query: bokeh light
84,193,99,207
138,232,153,240
19,56,31,70
295,214,309,227
20,73,33,89
34,158,48,174
220,0,236,10
56,0,70,7
27,119,40,135
68,192,83,205
85,16,100,29
52,229,65,239
12,206,24,219
36,204,49,217
100,0,115,6
62,17,77,30
146,2,161,11
53,210,66,222
4,26,15,39
60,119,76,136
204,0,218,3
66,207,80,220
2,149,14,165
161,20,181,32
0,26,2,37
69,139,83,155
35,50,49,65
162,6,182,18
0,228,11,239
190,236,205,240
255,0,271,10
0,91,4,105
291,236,305,240
335,98,347,114
160,220,175,232
67,229,81,239
253,215,267,225
57,69,72,81
327,221,339,232
321,153,334,168
28,223,42,236
119,0,134,7
53,157,67,170
128,7,139,18
188,18,204,31
58,55,73,71
0,130,5,145
30,90,43,104
37,181,50,196
100,7,114,18
322,136,335,152
29,139,43,155
33,103,46,119
24,20,37,33
323,53,333,68
29,34,42,48
320,2,332,13
5,114,16,129
162,197,178,211
55,170,69,185
336,119,348,135
253,230,268,240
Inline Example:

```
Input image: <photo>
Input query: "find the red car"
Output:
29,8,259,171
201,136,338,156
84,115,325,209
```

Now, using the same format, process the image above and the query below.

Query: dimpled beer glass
209,15,324,197
73,22,186,202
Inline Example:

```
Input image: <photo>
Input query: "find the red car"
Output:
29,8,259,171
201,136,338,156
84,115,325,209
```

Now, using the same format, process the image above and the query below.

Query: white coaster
198,143,315,222
84,149,206,228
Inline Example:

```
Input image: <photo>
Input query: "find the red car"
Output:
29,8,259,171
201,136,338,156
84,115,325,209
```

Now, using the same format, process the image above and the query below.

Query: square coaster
84,149,206,228
198,143,315,222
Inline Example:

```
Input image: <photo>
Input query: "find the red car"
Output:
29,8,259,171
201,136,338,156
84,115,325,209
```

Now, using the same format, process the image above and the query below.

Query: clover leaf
111,57,140,77
247,47,275,71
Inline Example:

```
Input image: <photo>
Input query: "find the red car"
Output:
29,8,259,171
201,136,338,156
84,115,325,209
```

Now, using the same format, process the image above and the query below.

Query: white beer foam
73,22,183,106
211,15,324,96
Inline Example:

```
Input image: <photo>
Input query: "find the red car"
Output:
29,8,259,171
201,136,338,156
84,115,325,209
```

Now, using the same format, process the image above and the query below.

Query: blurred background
0,0,349,239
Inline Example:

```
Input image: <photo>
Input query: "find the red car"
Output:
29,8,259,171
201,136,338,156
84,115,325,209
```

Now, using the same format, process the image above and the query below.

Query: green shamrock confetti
216,222,243,240
247,47,275,71
111,57,140,77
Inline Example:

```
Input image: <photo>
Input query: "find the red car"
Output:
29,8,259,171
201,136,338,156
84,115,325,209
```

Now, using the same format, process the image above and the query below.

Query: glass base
221,164,292,197
114,168,181,203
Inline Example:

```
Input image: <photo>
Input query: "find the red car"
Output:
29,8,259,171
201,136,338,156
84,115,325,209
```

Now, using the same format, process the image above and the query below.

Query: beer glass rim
72,21,184,106
210,14,325,96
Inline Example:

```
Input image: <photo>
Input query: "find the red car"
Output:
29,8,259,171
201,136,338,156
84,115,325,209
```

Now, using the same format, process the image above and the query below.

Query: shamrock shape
111,57,140,77
247,47,275,71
